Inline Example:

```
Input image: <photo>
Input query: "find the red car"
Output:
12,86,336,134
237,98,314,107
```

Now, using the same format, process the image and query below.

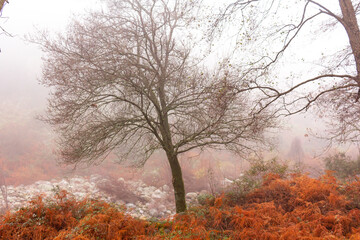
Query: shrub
0,190,147,240
247,157,289,178
226,158,289,204
197,193,215,206
148,172,360,239
324,152,360,181
4,172,360,239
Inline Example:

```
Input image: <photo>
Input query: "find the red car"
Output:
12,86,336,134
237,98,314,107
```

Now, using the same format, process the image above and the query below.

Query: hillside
1,172,360,239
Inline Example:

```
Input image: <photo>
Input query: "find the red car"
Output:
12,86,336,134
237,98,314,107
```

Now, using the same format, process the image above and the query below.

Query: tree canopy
38,0,276,212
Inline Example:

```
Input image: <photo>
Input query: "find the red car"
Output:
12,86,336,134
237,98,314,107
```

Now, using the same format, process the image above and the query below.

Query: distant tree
37,0,276,212
287,137,305,166
213,0,360,144
324,152,360,181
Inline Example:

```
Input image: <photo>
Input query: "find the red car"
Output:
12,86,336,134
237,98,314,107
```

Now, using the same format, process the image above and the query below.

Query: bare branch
36,0,276,213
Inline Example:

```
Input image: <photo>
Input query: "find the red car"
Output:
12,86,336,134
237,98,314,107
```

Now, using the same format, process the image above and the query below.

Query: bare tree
287,137,305,166
213,0,360,144
37,0,275,213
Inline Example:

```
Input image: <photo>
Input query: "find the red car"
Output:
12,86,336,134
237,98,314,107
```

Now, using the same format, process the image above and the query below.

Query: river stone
186,192,198,199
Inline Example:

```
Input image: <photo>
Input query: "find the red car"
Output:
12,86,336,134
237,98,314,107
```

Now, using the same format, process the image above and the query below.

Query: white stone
2,174,185,219
38,184,54,192
35,180,51,186
58,179,69,187
126,203,136,209
151,189,166,199
149,208,158,217
115,200,125,205
157,204,167,212
139,215,147,220
186,192,198,199
70,177,85,185
73,192,86,199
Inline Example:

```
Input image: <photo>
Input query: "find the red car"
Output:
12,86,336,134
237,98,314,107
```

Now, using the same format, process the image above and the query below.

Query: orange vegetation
2,172,360,239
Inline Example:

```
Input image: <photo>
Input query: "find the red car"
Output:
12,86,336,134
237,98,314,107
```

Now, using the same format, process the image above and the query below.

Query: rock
70,177,85,185
73,192,86,199
126,203,136,209
149,208,158,217
186,192,198,199
146,186,157,193
58,179,69,187
2,174,187,219
162,185,170,192
151,189,166,199
38,182,55,192
157,204,167,212
140,195,152,202
116,200,126,205
139,215,147,220
35,180,51,186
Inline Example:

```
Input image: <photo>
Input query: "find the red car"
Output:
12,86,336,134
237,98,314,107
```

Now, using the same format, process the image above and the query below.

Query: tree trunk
0,0,7,13
166,152,187,213
339,0,360,79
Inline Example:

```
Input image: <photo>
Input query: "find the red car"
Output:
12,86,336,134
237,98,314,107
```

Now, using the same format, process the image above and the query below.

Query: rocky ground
0,175,207,219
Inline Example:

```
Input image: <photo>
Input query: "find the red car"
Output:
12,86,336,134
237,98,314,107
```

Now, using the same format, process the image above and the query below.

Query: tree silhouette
287,137,305,166
36,0,275,212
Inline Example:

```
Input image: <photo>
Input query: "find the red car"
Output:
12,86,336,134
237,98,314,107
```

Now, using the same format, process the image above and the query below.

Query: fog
0,0,355,189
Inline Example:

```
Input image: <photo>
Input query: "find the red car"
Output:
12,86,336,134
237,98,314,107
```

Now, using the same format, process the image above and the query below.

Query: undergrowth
2,172,360,239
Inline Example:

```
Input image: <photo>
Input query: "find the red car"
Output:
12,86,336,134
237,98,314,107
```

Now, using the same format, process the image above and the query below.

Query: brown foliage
3,172,360,239
0,190,147,240
148,172,360,239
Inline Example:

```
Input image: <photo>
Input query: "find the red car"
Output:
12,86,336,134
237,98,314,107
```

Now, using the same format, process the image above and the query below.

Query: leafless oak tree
214,0,360,144
37,0,275,212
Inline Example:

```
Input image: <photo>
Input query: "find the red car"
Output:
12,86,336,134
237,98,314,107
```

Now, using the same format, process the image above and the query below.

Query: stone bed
0,175,203,219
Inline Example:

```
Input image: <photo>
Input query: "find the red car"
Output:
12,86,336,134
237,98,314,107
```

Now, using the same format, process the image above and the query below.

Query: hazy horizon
0,0,355,186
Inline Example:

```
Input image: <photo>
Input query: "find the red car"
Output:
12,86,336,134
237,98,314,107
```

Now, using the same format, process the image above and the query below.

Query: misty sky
0,0,101,108
0,0,347,160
